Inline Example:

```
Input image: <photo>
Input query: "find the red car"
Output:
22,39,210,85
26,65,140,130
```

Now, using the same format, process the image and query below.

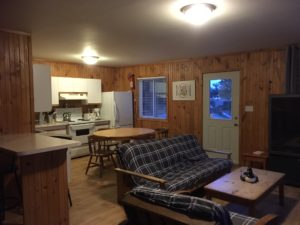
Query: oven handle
69,124,95,130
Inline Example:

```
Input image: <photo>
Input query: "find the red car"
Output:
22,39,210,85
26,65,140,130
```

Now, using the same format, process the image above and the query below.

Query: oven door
69,123,95,144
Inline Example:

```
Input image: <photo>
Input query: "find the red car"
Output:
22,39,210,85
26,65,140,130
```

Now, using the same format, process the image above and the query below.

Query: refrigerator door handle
113,101,117,128
116,105,120,123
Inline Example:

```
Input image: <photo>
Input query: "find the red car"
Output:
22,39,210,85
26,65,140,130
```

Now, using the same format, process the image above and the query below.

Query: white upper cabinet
51,77,101,105
33,64,52,112
51,77,60,105
86,78,101,104
59,77,87,92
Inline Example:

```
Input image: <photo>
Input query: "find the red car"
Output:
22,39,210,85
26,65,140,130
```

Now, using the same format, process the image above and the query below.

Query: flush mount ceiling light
180,3,217,25
81,55,100,65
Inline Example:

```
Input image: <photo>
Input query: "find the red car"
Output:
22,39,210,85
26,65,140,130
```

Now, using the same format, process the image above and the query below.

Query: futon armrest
255,214,277,225
204,149,232,159
115,168,167,188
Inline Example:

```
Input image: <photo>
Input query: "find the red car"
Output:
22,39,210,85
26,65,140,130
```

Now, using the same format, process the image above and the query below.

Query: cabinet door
86,79,101,103
51,77,60,105
72,78,87,92
58,77,87,92
33,64,52,112
58,77,74,92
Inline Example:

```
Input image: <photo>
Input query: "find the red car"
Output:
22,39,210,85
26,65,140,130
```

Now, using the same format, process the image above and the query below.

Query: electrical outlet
245,105,254,112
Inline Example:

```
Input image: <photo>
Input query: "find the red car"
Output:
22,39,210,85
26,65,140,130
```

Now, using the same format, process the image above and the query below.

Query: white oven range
55,108,110,158
68,122,95,144
67,120,111,158
68,121,95,158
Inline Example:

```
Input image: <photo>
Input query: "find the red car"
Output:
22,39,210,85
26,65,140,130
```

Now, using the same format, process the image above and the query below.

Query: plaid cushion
118,135,208,174
118,135,232,190
137,158,232,191
162,158,233,191
230,212,258,225
130,186,232,225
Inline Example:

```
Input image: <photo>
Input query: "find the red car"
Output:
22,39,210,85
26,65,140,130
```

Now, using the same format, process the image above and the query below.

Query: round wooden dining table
93,127,155,141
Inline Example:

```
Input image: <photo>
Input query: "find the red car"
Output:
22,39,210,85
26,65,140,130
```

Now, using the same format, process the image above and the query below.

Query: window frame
137,76,168,121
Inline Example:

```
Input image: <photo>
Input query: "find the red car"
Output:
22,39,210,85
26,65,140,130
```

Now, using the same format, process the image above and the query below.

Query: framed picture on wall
172,80,195,100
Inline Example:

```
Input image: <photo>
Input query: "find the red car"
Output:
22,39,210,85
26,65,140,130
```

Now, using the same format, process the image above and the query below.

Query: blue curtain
286,45,300,94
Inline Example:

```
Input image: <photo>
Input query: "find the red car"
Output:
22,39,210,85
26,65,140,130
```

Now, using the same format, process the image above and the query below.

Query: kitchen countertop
35,119,110,129
35,121,69,129
0,133,80,156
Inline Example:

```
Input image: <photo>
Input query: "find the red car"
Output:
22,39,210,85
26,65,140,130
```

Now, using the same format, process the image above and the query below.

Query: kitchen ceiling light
81,55,99,65
180,3,216,25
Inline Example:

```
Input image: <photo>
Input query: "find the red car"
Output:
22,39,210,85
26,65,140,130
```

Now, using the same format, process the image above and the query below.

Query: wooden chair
154,128,168,140
86,135,117,177
96,128,121,148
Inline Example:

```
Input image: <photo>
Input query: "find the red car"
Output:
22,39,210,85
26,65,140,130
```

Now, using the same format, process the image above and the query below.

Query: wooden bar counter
0,133,80,225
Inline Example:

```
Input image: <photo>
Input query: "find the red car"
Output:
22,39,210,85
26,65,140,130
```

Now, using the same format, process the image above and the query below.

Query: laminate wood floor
69,156,126,225
3,156,300,225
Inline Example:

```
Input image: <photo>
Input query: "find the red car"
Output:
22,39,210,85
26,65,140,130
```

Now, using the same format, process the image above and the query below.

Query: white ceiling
1,0,300,67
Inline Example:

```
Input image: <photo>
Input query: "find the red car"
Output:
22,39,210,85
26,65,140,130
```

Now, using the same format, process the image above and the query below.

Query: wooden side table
243,152,268,169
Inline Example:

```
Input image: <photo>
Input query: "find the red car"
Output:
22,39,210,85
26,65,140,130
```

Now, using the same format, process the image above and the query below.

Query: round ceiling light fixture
180,3,217,25
81,55,100,65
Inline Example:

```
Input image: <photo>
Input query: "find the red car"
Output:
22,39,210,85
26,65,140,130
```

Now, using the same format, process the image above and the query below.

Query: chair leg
100,157,104,168
111,155,117,168
0,175,5,224
99,156,104,177
68,188,72,207
14,171,22,204
85,155,93,175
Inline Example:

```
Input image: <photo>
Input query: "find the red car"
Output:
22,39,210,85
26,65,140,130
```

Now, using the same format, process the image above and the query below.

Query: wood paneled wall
1,28,286,162
33,49,286,159
0,30,34,135
116,49,286,158
33,60,117,92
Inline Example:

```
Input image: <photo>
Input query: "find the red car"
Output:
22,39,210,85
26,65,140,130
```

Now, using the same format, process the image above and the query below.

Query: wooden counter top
0,133,80,156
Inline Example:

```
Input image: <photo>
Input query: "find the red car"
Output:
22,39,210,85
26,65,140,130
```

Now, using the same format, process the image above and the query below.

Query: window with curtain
139,77,167,119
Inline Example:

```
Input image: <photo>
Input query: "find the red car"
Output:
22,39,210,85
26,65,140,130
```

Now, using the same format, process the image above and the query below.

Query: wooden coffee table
204,167,285,216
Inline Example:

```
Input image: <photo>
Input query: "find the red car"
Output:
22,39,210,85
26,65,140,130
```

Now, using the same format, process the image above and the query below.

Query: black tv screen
269,95,300,155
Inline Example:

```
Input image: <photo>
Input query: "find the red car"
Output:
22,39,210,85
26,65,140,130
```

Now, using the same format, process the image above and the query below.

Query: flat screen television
269,94,300,155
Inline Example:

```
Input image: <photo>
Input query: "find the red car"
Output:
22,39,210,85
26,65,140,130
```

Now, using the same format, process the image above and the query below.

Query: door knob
234,123,239,127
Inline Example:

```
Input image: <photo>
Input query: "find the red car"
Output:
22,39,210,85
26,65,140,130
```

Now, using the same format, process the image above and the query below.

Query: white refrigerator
101,91,133,128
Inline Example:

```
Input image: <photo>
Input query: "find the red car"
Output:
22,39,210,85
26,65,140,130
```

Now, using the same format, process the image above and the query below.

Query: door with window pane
203,71,240,164
139,77,167,119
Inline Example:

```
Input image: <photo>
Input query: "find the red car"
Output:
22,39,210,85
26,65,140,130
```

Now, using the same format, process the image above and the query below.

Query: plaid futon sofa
121,186,276,225
115,135,233,201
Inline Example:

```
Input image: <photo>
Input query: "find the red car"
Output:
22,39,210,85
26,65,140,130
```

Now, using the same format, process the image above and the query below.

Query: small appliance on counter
83,113,91,121
93,108,101,119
